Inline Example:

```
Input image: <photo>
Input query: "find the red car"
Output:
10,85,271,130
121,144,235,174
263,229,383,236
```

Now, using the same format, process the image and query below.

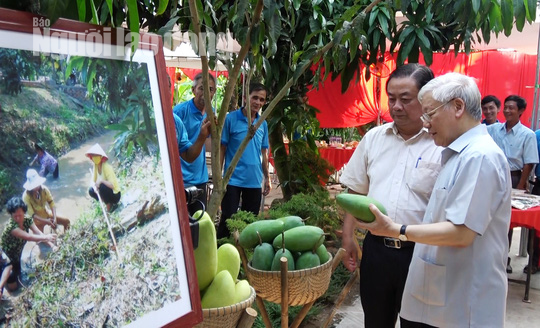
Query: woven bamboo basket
246,252,333,306
195,286,256,328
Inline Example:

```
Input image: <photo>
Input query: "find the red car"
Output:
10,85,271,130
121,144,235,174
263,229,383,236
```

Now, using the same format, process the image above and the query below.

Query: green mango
336,193,387,223
193,210,218,291
251,242,275,271
272,226,325,252
234,279,252,303
271,248,295,271
295,251,321,270
276,215,305,231
217,243,241,280
201,270,236,309
315,244,330,264
239,219,284,249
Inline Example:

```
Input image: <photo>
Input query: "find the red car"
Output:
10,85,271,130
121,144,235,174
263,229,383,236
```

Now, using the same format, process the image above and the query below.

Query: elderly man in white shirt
351,73,511,328
340,63,442,328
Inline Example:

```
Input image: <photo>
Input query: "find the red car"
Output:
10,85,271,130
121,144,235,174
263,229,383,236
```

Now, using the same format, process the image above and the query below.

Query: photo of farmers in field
0,46,183,326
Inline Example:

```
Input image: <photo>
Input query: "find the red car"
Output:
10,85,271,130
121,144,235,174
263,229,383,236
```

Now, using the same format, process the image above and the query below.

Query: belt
370,234,415,249
511,170,522,177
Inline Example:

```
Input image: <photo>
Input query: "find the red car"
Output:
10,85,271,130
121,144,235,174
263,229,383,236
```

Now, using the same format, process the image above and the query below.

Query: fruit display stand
235,234,346,328
195,286,257,328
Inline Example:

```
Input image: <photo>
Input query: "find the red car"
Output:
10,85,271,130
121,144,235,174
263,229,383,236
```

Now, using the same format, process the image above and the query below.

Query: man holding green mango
354,73,511,327
340,64,443,328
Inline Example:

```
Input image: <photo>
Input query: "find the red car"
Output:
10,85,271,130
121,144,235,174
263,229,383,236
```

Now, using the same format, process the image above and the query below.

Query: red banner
308,50,538,128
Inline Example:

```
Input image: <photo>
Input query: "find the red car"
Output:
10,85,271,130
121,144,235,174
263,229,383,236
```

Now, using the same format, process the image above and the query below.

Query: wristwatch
398,224,408,241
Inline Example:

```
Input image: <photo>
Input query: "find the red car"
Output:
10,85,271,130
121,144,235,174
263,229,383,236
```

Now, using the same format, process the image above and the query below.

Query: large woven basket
246,252,333,306
195,286,256,328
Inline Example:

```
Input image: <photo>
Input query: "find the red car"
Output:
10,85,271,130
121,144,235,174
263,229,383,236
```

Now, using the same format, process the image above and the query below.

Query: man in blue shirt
217,83,271,238
173,73,216,214
481,95,500,125
488,94,539,273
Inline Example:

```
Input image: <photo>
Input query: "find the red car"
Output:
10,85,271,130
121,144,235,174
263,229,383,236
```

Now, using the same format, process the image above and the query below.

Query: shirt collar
503,121,522,134
385,122,429,142
238,107,260,122
189,99,206,116
442,124,486,164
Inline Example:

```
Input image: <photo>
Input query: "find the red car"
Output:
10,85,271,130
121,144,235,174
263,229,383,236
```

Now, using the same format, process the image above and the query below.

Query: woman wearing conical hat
22,168,70,233
85,143,121,212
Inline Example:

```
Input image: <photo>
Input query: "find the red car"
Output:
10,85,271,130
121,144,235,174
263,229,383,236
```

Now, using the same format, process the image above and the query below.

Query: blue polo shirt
221,109,269,188
173,99,208,186
174,114,192,153
487,121,538,171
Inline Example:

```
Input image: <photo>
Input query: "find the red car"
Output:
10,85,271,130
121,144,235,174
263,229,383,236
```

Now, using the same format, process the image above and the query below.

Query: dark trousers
51,163,59,179
6,261,20,284
187,183,208,216
217,185,261,239
529,177,540,267
508,171,522,250
360,232,415,328
400,318,437,328
42,163,59,178
89,184,121,205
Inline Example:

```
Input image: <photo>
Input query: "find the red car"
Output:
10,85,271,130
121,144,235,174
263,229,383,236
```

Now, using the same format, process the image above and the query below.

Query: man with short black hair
173,73,217,214
217,83,271,239
481,95,501,125
340,64,442,328
488,94,538,273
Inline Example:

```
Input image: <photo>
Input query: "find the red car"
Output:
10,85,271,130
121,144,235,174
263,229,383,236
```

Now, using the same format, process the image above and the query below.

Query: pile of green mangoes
239,216,330,271
193,210,252,309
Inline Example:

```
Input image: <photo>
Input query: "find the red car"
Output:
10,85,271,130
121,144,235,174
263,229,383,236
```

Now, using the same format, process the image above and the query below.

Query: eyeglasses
421,99,454,123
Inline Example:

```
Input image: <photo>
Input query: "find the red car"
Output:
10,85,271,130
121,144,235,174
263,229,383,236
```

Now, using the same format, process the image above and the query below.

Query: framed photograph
0,8,201,327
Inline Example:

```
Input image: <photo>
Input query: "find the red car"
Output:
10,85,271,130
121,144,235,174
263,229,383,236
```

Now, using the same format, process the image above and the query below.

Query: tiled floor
333,227,540,328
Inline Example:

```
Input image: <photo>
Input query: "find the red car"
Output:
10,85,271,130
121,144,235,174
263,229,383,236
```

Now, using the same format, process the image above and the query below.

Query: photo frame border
0,8,202,327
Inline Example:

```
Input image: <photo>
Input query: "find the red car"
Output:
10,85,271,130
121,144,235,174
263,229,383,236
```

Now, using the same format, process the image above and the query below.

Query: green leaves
156,0,170,15
500,0,514,36
126,0,140,54
40,0,70,25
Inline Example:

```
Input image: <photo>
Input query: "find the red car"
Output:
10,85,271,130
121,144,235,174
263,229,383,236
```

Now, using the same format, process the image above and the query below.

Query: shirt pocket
409,256,447,307
407,161,441,197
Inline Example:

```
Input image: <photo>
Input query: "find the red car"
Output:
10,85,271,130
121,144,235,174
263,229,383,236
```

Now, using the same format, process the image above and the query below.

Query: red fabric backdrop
307,50,538,128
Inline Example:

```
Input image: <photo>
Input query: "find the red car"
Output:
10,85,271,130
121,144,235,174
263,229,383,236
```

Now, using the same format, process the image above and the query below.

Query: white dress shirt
341,122,443,225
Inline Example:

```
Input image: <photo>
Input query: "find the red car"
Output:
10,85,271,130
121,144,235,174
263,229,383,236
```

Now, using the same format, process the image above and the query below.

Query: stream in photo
0,131,116,231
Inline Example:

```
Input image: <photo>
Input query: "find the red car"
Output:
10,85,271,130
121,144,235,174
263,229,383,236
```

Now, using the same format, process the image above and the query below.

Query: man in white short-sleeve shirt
353,73,511,328
340,64,442,328
487,95,538,273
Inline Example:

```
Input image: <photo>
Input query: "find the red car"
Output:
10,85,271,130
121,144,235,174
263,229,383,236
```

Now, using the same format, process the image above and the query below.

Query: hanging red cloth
308,50,538,128
179,68,229,80
307,65,392,128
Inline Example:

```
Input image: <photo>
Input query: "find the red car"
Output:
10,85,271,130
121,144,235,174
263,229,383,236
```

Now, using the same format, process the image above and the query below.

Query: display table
318,147,356,171
509,206,540,303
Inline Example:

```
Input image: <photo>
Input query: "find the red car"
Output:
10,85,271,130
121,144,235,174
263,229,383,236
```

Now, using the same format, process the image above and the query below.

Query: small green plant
267,191,341,239
218,210,260,247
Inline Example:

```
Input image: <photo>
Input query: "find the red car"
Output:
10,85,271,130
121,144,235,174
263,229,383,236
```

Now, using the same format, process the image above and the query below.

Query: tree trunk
268,112,293,201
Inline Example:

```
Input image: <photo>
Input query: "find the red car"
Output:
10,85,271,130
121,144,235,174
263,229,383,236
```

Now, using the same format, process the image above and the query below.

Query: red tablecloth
318,147,356,171
511,207,540,238
509,206,540,302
